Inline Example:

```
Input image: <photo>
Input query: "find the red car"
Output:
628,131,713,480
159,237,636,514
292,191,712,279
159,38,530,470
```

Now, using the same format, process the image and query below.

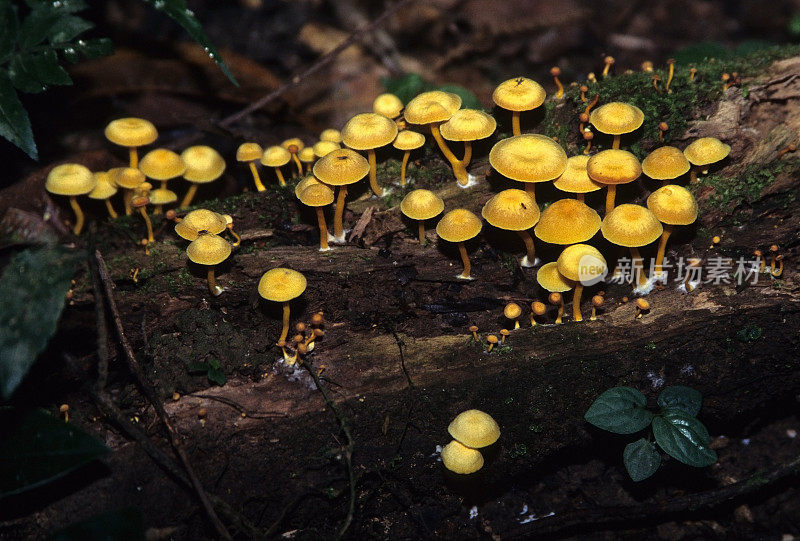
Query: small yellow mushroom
503,302,522,329
530,301,546,326
486,334,498,353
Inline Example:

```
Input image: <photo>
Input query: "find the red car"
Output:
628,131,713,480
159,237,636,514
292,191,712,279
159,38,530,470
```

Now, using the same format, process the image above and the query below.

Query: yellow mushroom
104,118,157,168
400,189,444,244
392,131,425,187
45,164,96,235
489,135,567,206
179,146,226,209
313,149,370,243
492,76,546,136
236,142,265,192
341,113,398,197
186,231,232,296
257,268,307,344
436,209,483,280
298,183,335,251
261,146,292,187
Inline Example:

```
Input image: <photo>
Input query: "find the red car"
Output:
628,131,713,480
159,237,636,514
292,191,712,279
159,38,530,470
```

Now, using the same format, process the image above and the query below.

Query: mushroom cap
400,189,444,221
111,167,147,190
187,233,231,266
341,113,398,151
436,209,482,242
88,171,117,199
298,147,316,163
552,155,603,194
130,194,149,208
504,302,522,319
441,440,484,474
492,76,546,112
45,164,96,196
646,185,698,225
175,209,227,240
481,189,540,231
586,149,642,185
489,134,567,184
312,149,370,186
295,175,322,199
258,268,307,302
281,138,305,151
448,409,500,448
589,102,644,135
319,128,342,143
534,199,601,245
139,148,186,181
149,188,178,206
104,117,158,147
261,146,292,167
392,130,425,151
536,262,575,292
372,93,404,118
557,244,607,282
180,146,226,183
312,140,341,158
641,146,690,180
440,109,497,141
404,91,462,125
298,183,335,207
601,204,663,247
236,142,263,162
683,137,731,166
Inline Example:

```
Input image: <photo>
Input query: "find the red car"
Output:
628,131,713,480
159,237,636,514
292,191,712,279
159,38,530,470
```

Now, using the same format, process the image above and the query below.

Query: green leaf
0,246,81,398
0,0,19,63
62,37,113,62
48,14,93,43
436,83,484,110
657,386,702,417
25,0,88,14
10,49,72,93
207,358,226,386
18,6,62,49
51,507,146,541
0,408,109,497
623,438,661,482
141,0,238,86
381,73,433,104
0,71,37,161
585,386,653,434
652,411,717,467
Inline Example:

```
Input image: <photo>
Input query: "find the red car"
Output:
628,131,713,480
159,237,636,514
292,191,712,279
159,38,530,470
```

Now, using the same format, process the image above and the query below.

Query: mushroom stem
605,185,617,214
128,147,139,169
207,268,223,296
180,184,198,209
68,196,85,235
292,154,303,177
612,134,621,150
689,166,698,184
105,199,118,219
418,220,426,244
576,193,585,202
279,302,291,344
333,186,348,241
630,246,648,289
517,230,536,267
457,242,471,279
524,183,537,207
138,207,154,243
124,189,134,215
430,124,466,185
367,149,383,197
316,207,329,251
274,167,287,187
153,205,163,215
511,112,522,136
249,162,266,192
400,151,411,186
227,224,241,247
572,284,584,322
653,224,673,281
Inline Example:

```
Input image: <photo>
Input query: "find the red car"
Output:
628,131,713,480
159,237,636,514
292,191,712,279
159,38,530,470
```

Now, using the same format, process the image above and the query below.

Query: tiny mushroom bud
311,312,325,326
590,295,604,321
486,334,498,352
499,329,510,344
602,55,614,78
772,255,784,278
635,298,650,319
549,292,565,324
689,67,697,81
641,60,654,72
503,302,522,329
469,325,479,341
59,404,69,422
665,59,675,92
549,67,563,98
754,250,765,273
778,143,797,159
530,301,546,326
580,85,588,102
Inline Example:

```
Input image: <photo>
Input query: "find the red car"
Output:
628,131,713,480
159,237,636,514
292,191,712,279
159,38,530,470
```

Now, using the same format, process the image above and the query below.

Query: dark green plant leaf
10,49,71,93
436,83,484,110
51,507,146,541
657,386,702,417
623,438,661,482
0,246,81,398
0,408,109,497
207,357,226,386
18,5,62,49
584,386,653,434
652,411,717,467
141,0,238,86
48,14,93,43
61,37,113,63
381,73,433,104
0,70,37,161
25,0,88,14
0,0,19,62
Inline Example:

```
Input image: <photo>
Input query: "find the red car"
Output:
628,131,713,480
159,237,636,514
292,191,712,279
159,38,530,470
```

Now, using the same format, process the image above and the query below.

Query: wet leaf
623,438,661,482
0,72,36,159
10,49,71,93
657,386,702,417
653,411,717,467
584,386,653,434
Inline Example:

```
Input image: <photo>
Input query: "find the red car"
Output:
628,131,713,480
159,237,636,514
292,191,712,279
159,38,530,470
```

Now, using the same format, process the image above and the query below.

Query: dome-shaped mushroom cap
236,142,263,162
440,109,497,141
139,148,186,180
404,91,462,125
489,134,567,183
492,77,546,111
341,113,398,151
313,149,370,186
298,147,316,163
372,93,404,118
553,155,603,194
281,138,305,151
557,244,607,282
111,167,146,189
393,130,425,151
683,137,731,166
258,268,307,302
149,188,178,206
261,146,292,167
319,128,342,144
448,409,500,448
587,149,642,185
641,146,690,180
504,302,522,319
181,146,226,183
481,189,540,230
299,183,335,207
534,199,601,245
536,261,575,292
104,118,158,147
400,189,444,221
647,185,698,225
295,175,322,199
441,440,484,475
44,163,97,195
187,233,231,266
175,209,227,240
601,204,664,247
312,140,341,158
589,102,644,135
88,171,117,199
436,209,482,242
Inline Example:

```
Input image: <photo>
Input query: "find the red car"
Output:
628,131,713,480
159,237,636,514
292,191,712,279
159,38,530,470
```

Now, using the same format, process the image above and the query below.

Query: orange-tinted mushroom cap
139,148,186,180
298,183,335,207
552,155,603,194
440,109,497,141
341,113,398,150
312,149,370,186
481,189,539,230
589,102,644,135
400,189,444,221
436,209,482,243
601,204,663,247
646,185,698,225
641,146,690,180
104,118,157,147
489,134,567,184
236,142,263,162
492,77,546,112
587,149,642,185
181,146,226,183
683,137,731,166
536,262,575,292
534,198,601,244
257,268,307,302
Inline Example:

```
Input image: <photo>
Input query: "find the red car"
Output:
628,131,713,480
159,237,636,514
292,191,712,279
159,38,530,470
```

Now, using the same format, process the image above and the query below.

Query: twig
94,250,233,541
218,0,416,130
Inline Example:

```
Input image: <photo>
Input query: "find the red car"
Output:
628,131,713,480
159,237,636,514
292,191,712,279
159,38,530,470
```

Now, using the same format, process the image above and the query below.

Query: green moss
693,159,799,207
